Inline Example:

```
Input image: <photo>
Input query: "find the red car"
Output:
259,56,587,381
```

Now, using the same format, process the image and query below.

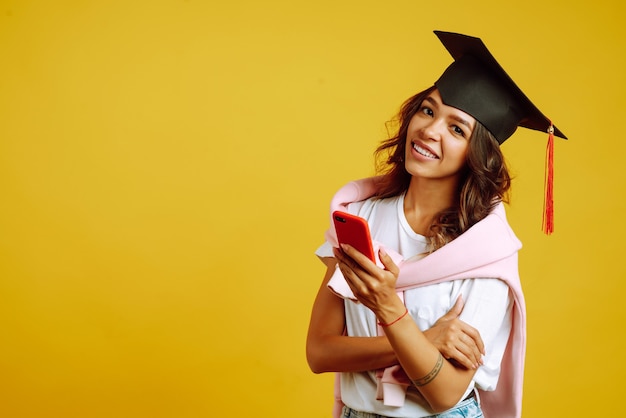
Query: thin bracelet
377,307,409,327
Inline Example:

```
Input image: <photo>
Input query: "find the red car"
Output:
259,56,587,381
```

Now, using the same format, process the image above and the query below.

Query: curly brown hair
373,87,511,252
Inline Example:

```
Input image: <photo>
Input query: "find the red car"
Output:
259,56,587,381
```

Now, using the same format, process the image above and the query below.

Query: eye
451,125,467,138
419,106,434,117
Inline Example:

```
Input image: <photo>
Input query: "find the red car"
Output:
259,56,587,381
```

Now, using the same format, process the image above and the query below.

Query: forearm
333,244,477,412
307,259,398,374
380,306,476,412
307,334,397,373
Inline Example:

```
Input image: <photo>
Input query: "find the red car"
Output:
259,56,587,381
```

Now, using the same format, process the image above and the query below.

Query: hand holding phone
332,211,375,262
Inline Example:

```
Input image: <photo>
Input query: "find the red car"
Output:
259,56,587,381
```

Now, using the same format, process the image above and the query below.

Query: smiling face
404,89,475,185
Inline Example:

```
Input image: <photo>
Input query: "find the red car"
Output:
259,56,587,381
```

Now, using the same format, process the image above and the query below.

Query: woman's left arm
334,244,480,413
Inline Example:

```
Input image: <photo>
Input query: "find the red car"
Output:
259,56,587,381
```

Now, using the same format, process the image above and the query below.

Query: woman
306,31,566,418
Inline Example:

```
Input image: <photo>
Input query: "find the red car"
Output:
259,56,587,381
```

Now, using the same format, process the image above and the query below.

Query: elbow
429,402,457,415
306,334,337,374
306,344,329,374
426,392,472,414
308,362,326,375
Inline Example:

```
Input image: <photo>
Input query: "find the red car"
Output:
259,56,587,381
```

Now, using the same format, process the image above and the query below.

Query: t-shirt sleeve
457,278,513,391
315,241,335,259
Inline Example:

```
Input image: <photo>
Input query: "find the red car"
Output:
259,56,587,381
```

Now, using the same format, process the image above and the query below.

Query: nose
421,118,444,142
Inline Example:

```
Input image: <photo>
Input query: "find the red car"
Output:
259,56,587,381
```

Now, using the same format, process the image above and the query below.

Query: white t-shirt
316,194,513,417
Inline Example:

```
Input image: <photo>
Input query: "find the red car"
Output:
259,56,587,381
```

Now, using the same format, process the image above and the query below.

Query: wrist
376,303,408,327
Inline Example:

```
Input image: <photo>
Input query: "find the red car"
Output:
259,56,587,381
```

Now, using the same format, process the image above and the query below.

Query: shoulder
347,195,402,221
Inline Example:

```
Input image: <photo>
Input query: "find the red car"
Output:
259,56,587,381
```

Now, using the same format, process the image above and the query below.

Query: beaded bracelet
377,307,409,327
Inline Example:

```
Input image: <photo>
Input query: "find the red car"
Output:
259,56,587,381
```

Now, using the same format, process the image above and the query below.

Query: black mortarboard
433,30,567,144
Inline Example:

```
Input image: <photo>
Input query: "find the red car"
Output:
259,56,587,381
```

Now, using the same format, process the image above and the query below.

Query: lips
412,142,439,159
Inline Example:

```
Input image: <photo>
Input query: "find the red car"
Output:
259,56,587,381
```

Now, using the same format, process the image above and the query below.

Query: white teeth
413,143,438,159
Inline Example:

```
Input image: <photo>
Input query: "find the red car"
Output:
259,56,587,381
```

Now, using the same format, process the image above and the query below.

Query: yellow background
1,1,624,416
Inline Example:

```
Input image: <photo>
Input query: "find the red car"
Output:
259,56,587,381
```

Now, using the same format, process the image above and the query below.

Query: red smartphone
332,211,375,262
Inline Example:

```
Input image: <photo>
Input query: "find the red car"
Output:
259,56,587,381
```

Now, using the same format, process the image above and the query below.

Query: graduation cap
434,30,567,143
432,30,567,233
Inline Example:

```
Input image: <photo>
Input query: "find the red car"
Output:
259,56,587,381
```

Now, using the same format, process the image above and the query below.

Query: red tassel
542,124,555,235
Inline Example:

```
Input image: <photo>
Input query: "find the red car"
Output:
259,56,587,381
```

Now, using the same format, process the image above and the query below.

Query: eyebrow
423,96,439,108
424,96,473,130
451,115,473,129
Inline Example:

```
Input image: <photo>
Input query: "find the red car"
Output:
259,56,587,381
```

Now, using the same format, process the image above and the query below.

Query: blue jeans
341,395,483,418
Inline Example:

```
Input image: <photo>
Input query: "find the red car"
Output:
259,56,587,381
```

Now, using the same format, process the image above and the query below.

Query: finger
446,317,485,358
462,333,484,367
443,332,482,369
336,256,358,278
451,295,464,315
333,247,364,276
439,296,464,322
337,260,363,290
334,251,367,287
444,345,477,370
340,244,378,273
445,327,482,364
378,246,399,277
332,247,342,266
332,246,347,263
462,326,486,356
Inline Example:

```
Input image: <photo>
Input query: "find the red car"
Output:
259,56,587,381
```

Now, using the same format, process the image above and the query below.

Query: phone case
332,211,375,261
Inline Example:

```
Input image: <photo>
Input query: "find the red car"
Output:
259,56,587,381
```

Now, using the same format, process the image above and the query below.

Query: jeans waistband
342,390,480,418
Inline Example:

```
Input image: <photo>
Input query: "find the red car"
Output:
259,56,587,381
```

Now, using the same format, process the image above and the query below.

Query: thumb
378,246,399,276
442,295,464,320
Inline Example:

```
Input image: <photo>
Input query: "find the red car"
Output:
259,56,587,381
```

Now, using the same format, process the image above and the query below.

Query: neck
403,177,459,235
